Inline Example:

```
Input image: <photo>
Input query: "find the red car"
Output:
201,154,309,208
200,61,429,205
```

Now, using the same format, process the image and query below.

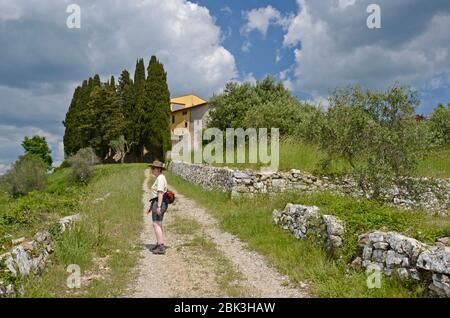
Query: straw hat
149,160,166,170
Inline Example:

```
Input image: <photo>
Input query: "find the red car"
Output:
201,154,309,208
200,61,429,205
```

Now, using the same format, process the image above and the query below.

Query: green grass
417,146,450,178
0,169,84,253
170,214,202,236
166,171,449,298
205,138,450,178
183,235,249,297
22,163,146,298
171,214,249,297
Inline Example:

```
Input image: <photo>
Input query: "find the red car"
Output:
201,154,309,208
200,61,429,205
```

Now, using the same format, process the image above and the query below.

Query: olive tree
429,103,450,145
320,85,430,197
1,154,47,196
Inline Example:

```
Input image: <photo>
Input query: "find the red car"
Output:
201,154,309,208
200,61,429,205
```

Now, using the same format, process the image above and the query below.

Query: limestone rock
373,242,389,250
362,246,373,260
437,237,450,246
417,247,450,275
233,171,249,179
58,214,81,232
385,250,406,268
11,237,25,246
387,232,426,262
429,273,450,298
30,252,48,275
358,233,370,247
3,253,16,276
368,231,386,243
409,268,421,281
323,215,345,237
396,267,410,280
348,257,362,270
11,246,30,276
35,230,52,244
271,179,287,189
290,169,301,178
372,249,387,263
21,241,37,252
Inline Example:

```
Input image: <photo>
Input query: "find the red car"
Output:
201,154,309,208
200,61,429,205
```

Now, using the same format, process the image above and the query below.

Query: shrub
428,103,450,145
21,135,53,169
207,76,323,141
319,85,430,197
0,191,79,228
0,154,47,196
68,148,99,184
59,160,71,169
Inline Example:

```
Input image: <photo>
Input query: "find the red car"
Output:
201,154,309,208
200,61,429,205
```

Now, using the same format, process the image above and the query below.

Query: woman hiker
146,160,168,255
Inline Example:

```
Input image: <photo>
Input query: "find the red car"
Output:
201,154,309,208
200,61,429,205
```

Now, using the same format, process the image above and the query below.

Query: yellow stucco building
170,94,209,147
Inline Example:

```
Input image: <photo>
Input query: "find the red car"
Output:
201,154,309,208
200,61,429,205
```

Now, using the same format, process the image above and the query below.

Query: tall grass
416,146,450,178
0,168,83,252
206,137,449,178
166,171,449,297
23,164,146,297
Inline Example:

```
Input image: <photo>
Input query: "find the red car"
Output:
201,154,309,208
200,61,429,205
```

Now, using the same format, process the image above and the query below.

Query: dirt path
126,169,309,298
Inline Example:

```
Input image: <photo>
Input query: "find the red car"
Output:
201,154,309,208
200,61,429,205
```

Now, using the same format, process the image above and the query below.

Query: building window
182,111,188,116
172,115,175,124
185,122,188,128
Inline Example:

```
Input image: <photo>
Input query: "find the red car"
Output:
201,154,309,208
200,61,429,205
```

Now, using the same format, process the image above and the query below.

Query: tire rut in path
126,169,309,298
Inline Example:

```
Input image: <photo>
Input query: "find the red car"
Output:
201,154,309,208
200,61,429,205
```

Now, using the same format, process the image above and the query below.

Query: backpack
163,190,175,204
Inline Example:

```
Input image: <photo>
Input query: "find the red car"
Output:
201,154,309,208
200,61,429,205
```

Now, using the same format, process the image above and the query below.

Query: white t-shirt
151,174,168,200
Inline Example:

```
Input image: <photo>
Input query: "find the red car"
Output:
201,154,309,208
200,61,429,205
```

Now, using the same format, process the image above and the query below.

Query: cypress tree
78,75,102,150
142,56,171,160
63,86,82,156
134,59,145,88
118,70,136,152
110,75,116,91
97,83,125,157
134,58,147,159
63,56,172,163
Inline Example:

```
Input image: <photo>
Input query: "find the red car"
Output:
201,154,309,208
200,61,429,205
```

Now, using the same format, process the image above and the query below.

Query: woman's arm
156,191,164,215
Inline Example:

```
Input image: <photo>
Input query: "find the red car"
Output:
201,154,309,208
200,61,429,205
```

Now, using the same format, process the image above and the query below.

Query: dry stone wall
168,161,450,215
273,203,450,297
355,230,450,297
0,214,80,297
272,204,345,259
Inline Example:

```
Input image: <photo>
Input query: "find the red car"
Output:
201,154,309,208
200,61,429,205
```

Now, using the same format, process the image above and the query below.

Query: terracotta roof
171,102,207,113
170,94,207,111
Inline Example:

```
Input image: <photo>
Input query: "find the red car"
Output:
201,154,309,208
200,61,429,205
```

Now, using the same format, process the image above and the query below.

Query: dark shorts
150,200,168,222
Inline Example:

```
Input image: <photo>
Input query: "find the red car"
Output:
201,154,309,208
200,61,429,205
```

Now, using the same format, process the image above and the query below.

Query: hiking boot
152,244,166,255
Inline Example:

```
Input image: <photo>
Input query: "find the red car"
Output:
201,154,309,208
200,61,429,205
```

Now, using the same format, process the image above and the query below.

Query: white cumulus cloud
283,0,450,97
0,0,238,165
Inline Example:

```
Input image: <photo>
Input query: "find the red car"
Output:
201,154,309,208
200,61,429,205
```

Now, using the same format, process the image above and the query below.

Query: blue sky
1,0,450,172
194,0,298,82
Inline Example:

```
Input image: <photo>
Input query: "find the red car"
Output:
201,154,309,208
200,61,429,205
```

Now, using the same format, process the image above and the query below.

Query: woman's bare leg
153,221,165,245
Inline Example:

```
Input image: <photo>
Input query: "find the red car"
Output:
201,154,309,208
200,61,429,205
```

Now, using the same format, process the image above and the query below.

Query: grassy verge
0,169,83,253
417,146,450,178
166,171,450,298
22,164,146,297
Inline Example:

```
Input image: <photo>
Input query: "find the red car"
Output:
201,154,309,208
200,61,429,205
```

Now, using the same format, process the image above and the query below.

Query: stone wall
273,204,345,259
169,161,235,191
273,203,450,297
0,214,80,297
355,231,450,297
168,161,450,215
